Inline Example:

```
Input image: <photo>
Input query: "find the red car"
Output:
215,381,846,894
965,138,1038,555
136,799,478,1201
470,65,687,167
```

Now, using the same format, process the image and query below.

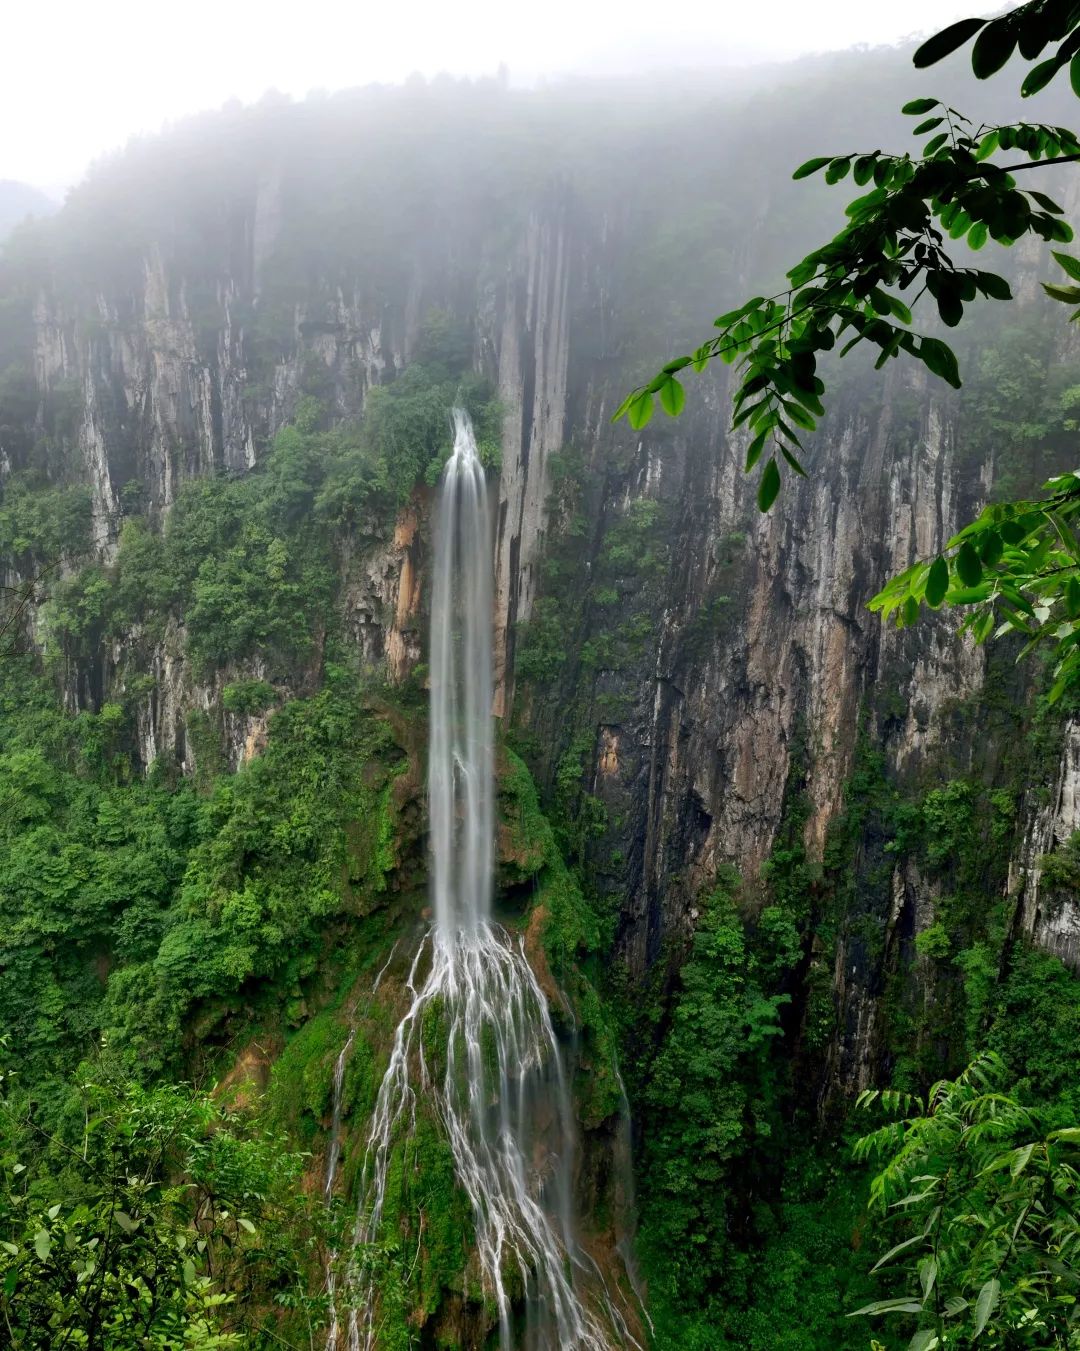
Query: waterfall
343,409,614,1350
429,406,493,938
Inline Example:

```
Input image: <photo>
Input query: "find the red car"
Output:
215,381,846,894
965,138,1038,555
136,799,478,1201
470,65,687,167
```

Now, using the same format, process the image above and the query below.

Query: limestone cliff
1,73,1077,1116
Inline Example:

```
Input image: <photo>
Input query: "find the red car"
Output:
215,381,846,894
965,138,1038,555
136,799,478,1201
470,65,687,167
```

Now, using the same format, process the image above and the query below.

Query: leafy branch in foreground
614,0,1080,694
852,1051,1080,1349
870,471,1080,702
614,98,1077,511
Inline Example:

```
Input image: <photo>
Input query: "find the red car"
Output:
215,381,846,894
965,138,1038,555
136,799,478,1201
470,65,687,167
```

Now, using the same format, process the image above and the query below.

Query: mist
6,0,975,190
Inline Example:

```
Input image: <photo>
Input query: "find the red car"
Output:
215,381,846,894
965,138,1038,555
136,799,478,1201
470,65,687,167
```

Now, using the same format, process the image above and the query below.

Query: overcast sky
6,0,976,192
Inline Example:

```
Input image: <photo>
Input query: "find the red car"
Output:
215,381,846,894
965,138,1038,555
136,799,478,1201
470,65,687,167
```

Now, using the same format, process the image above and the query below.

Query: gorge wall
3,69,1078,1089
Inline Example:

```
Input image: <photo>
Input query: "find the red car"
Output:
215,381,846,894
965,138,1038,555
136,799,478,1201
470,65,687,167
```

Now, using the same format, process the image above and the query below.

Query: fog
8,0,974,191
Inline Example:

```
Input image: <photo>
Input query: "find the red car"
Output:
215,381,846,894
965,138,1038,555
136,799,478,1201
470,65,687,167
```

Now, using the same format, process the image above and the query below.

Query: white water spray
343,410,613,1350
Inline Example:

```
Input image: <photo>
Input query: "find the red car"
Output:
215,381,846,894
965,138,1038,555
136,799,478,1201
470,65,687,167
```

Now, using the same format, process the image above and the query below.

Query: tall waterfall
344,410,612,1350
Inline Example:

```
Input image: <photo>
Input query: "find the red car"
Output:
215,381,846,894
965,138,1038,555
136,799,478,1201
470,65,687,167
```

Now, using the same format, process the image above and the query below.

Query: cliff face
2,78,1077,1117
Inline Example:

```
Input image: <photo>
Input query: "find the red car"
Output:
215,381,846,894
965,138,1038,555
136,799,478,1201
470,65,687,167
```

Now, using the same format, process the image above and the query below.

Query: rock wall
3,91,1078,1107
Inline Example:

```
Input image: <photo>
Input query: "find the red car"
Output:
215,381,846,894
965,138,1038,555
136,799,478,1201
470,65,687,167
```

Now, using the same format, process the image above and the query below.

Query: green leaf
936,287,964,327
783,401,816,431
1010,1141,1035,1177
237,1217,256,1234
849,1298,927,1317
1054,251,1080,281
714,296,765,328
913,116,944,135
975,129,999,161
980,529,1003,567
34,1230,50,1262
920,338,961,389
757,458,781,512
1049,1126,1080,1143
870,1233,928,1272
967,220,988,250
1023,57,1062,97
1000,519,1030,545
973,1278,999,1337
659,376,686,417
908,1331,939,1351
972,21,1016,79
926,557,949,608
745,429,768,472
901,97,940,115
976,271,1011,301
913,19,987,69
793,157,831,180
1043,282,1080,304
825,158,852,184
1072,51,1080,99
627,390,654,430
1030,190,1065,214
886,294,913,324
956,541,982,587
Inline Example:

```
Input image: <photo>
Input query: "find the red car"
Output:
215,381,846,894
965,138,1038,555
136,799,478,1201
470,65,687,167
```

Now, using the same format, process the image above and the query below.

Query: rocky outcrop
1012,721,1080,972
492,206,573,715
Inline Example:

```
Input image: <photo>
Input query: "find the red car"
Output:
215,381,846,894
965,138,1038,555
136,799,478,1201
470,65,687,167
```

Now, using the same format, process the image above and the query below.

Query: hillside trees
0,1058,331,1348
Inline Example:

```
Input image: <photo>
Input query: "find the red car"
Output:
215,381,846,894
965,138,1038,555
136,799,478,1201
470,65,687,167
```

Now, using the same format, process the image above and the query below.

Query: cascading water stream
343,410,614,1350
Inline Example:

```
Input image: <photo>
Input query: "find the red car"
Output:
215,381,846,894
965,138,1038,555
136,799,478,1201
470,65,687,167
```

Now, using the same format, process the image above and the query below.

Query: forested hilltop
1,35,1079,1349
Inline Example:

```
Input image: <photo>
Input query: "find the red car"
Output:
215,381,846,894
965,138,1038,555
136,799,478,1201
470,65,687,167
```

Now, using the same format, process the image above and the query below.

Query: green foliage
220,680,277,717
0,1060,329,1348
134,668,402,1067
989,943,1080,1123
1038,827,1080,892
552,734,608,867
0,646,404,1093
263,1009,346,1146
38,353,498,684
0,658,199,1086
852,1051,1080,1347
353,1113,473,1343
317,318,500,519
714,1145,871,1351
637,870,790,1328
514,596,569,684
871,471,1080,703
0,470,92,562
